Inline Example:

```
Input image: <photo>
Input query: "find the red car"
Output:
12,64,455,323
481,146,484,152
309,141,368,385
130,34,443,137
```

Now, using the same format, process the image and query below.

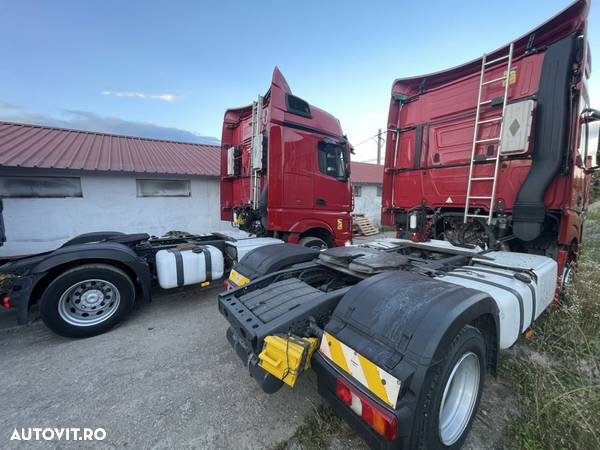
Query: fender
60,231,125,247
559,209,583,247
287,218,335,236
32,242,152,301
319,271,500,445
404,288,499,369
3,242,152,325
326,271,499,370
233,243,318,280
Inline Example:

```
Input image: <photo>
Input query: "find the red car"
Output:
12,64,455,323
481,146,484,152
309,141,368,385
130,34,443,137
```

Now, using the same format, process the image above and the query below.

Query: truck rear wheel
417,325,485,449
39,264,135,338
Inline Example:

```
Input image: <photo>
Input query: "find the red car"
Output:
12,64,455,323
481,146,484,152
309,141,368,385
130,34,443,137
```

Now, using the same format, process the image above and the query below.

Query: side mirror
584,127,600,174
582,109,600,174
581,108,600,124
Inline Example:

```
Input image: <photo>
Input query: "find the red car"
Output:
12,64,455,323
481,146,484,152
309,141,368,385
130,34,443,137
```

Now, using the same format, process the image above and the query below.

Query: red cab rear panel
382,0,594,254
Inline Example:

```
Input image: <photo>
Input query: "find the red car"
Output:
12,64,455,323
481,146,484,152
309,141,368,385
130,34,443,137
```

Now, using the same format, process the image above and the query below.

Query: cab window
318,142,348,180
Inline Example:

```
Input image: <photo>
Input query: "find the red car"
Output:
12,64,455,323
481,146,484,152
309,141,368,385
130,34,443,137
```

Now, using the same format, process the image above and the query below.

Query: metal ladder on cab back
250,96,263,209
464,43,514,224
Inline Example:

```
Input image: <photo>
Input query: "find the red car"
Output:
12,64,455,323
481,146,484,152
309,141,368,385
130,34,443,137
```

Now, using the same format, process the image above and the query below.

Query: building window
0,176,82,198
353,185,362,197
136,179,191,197
376,185,382,197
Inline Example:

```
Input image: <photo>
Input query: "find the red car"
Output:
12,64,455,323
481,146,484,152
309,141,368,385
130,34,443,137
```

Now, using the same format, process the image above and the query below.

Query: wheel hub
58,279,121,327
81,289,104,306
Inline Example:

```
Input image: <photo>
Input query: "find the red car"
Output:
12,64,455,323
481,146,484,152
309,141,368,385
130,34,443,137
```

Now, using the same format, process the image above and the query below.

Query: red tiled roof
0,121,220,176
350,161,383,184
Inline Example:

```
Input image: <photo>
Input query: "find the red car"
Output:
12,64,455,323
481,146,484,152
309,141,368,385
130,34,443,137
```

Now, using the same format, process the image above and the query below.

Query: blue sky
1,0,598,162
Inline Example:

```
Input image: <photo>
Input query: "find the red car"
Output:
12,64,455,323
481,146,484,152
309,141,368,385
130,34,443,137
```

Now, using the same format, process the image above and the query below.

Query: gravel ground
0,285,323,449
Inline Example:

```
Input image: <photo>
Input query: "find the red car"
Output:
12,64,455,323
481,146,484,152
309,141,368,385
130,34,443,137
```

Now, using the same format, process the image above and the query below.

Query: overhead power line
353,129,386,148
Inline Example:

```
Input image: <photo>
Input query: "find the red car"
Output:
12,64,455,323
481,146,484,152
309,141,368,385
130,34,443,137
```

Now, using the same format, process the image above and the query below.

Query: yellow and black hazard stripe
319,332,402,408
228,269,250,287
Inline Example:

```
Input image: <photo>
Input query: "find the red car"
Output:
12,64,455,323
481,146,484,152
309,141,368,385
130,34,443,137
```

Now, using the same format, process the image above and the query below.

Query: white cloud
0,107,219,145
101,91,183,102
0,100,20,112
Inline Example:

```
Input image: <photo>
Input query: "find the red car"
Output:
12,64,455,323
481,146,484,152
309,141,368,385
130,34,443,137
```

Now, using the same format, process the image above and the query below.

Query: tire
560,260,575,295
298,236,329,250
39,264,135,338
416,325,486,450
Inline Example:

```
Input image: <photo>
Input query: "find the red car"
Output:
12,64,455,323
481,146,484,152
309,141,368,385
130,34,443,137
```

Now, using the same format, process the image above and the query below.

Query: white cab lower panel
437,251,557,349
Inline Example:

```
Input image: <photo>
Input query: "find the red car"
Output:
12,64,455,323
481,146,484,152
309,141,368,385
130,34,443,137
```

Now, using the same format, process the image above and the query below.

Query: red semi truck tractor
220,1,599,449
381,0,598,285
0,70,351,337
220,68,353,249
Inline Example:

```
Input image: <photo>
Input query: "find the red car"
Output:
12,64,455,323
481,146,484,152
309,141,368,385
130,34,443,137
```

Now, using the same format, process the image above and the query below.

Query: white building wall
353,184,382,225
0,170,233,257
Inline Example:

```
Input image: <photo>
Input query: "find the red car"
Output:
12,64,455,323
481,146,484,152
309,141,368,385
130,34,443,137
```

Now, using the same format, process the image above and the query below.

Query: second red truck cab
220,68,353,249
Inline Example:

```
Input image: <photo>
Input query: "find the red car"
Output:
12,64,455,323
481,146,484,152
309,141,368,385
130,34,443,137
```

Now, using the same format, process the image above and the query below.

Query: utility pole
376,128,383,165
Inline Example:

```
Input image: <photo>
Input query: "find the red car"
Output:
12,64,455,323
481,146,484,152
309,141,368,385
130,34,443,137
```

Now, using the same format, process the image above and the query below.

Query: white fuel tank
437,251,557,349
156,245,224,289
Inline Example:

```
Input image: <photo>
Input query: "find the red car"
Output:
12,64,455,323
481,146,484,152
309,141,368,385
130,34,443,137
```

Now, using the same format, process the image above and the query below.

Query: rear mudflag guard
319,331,402,408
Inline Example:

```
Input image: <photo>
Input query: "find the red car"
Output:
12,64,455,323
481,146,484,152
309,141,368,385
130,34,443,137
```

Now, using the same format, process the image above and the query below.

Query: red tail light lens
2,296,11,309
336,380,352,406
335,379,399,441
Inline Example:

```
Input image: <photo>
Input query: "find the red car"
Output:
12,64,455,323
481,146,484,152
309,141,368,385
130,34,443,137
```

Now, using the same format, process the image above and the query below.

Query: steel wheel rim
562,264,574,287
58,278,121,327
439,351,480,446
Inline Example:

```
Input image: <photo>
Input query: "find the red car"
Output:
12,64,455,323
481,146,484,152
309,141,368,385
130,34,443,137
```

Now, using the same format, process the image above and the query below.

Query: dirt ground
0,286,323,449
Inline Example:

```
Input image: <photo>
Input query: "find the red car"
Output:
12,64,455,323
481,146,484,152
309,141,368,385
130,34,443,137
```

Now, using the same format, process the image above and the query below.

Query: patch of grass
591,174,600,203
503,207,600,450
587,208,600,223
274,405,345,450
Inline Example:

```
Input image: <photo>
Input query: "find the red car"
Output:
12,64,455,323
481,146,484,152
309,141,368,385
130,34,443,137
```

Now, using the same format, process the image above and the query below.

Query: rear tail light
336,381,352,405
2,296,12,309
336,379,399,441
